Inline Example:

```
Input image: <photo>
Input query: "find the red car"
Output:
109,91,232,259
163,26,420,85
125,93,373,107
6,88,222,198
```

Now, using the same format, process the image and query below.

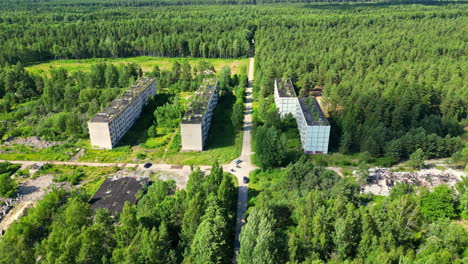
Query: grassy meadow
25,56,249,75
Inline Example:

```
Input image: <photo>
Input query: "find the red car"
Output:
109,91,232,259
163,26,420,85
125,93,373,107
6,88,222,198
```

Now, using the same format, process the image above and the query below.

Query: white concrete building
296,97,330,154
181,78,219,151
274,78,298,117
88,77,157,149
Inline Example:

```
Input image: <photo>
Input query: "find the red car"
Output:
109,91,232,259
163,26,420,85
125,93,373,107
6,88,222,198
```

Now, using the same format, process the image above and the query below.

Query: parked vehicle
143,162,152,168
243,176,249,184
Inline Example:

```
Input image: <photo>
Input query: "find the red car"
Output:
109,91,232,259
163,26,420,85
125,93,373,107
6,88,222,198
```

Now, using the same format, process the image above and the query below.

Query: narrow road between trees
227,57,256,263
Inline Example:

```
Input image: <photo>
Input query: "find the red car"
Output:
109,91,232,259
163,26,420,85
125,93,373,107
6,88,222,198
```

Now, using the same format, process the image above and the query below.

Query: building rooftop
298,97,330,126
90,177,148,215
90,77,156,123
182,78,219,124
275,78,297,98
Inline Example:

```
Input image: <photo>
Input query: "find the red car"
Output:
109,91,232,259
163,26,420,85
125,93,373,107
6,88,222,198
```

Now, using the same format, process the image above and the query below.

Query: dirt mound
3,137,62,149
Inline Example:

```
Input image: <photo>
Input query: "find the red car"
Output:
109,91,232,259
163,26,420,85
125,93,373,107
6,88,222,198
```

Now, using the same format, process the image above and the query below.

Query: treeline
1,0,418,11
239,157,468,263
0,62,144,141
0,161,238,264
0,6,253,65
254,4,467,162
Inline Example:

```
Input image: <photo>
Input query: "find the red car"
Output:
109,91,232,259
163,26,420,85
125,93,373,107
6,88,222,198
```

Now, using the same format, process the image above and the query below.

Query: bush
0,173,17,198
314,156,328,167
421,185,456,222
136,152,147,160
147,125,157,138
408,148,426,169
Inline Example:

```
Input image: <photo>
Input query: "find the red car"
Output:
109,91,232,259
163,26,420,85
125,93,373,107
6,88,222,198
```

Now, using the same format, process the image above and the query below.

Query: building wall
181,123,203,151
304,126,330,154
181,81,219,151
88,80,157,149
88,122,113,149
276,97,298,117
296,102,330,154
274,82,298,117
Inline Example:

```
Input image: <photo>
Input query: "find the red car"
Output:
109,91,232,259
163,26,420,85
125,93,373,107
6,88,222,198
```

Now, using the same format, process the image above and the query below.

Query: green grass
36,164,118,195
81,177,107,197
0,144,79,161
38,164,119,182
164,92,243,165
26,56,249,76
79,145,136,163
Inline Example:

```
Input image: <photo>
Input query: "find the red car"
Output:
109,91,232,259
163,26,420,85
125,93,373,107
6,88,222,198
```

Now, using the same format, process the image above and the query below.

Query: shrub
0,173,17,198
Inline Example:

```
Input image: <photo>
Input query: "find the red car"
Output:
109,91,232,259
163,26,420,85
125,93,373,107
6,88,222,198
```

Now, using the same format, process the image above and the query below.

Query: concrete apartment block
88,77,157,149
274,78,298,117
181,78,219,151
296,97,330,154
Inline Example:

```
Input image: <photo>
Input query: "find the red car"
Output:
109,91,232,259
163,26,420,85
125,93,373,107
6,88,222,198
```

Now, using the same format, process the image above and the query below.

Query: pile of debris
361,167,465,196
2,136,62,149
0,197,21,223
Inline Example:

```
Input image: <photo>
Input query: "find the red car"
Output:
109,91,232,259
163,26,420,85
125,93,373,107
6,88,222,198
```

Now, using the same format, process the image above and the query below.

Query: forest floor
25,56,249,75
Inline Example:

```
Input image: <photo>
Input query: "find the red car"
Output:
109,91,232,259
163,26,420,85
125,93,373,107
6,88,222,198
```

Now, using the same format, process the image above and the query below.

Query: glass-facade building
296,98,330,154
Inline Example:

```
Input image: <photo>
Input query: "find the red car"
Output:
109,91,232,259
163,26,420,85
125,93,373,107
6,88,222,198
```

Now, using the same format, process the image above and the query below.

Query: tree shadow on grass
118,93,174,147
204,92,237,150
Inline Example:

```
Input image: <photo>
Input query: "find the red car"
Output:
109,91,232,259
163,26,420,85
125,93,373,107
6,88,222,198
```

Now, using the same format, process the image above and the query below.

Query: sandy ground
0,175,53,232
362,167,466,196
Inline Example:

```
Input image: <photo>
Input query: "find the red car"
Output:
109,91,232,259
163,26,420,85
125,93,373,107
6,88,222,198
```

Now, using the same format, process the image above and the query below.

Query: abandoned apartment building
181,78,219,151
87,77,157,149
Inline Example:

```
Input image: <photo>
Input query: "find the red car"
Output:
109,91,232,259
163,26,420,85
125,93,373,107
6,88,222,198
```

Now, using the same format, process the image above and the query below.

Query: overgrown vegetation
0,161,238,264
242,157,468,263
0,162,21,197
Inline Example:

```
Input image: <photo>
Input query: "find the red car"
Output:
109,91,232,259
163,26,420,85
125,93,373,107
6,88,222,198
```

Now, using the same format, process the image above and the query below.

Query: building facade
181,78,219,151
88,77,157,149
274,78,298,117
296,97,330,154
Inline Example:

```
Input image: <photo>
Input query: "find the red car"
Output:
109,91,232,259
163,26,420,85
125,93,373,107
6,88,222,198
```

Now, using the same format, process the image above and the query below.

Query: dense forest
0,6,254,65
1,0,442,11
0,162,238,264
0,1,467,263
239,158,468,263
0,2,465,161
253,3,467,164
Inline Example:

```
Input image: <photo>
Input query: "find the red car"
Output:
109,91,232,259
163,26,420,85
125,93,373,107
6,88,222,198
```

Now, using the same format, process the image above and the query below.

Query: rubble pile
361,168,465,196
0,197,21,223
3,136,62,149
